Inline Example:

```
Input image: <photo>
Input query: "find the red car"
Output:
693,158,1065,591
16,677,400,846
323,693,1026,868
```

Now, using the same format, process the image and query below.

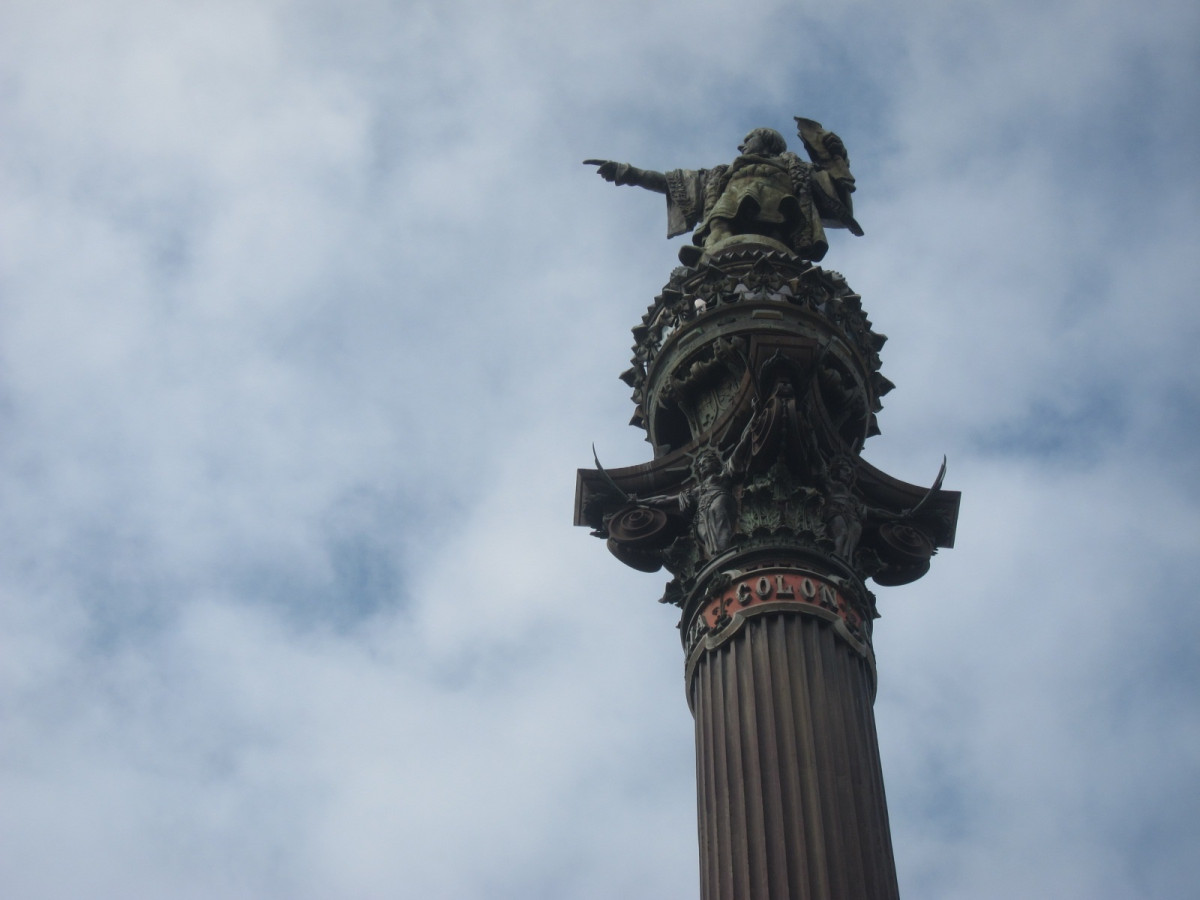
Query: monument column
577,119,958,899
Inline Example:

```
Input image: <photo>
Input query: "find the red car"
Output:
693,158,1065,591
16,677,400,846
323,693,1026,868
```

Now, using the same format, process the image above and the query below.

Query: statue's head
831,456,856,485
770,375,796,400
695,449,722,478
739,128,787,157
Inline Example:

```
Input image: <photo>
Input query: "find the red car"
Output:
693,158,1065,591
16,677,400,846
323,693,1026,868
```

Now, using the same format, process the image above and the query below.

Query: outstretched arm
583,160,668,194
633,490,681,510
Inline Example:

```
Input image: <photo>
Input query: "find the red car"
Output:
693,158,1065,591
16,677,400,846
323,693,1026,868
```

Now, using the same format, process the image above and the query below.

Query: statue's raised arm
585,118,862,264
584,159,668,194
794,117,862,238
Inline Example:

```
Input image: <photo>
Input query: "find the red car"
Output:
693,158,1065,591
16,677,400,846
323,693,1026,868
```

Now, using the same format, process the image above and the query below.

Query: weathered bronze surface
577,117,959,900
586,117,862,265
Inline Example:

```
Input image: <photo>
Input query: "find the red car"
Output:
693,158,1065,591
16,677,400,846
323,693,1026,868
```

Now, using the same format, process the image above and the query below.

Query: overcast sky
2,1,1198,897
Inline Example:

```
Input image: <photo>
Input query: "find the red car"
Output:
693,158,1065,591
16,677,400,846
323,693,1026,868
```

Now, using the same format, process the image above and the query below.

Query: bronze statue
823,456,867,559
634,405,764,558
822,455,932,562
586,117,862,264
639,449,739,558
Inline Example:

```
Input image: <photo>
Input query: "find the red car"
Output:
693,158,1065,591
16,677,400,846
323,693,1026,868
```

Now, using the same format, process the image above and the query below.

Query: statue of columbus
586,117,863,265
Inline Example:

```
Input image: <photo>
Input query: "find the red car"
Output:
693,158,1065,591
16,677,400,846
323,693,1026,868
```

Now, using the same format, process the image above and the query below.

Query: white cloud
1,0,1197,896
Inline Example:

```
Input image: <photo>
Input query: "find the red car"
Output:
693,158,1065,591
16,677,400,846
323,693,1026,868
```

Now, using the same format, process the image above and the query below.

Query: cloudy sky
2,1,1198,897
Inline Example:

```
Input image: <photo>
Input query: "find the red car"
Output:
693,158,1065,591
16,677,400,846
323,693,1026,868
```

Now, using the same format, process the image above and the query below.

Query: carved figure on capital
639,442,747,558
819,456,933,569
740,371,823,479
822,456,869,559
586,117,862,264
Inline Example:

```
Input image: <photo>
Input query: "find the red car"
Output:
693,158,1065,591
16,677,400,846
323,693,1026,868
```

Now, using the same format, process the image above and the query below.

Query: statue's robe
675,474,737,557
663,152,858,261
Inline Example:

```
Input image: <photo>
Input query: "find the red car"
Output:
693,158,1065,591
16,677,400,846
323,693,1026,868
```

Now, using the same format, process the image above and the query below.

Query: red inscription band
700,569,864,636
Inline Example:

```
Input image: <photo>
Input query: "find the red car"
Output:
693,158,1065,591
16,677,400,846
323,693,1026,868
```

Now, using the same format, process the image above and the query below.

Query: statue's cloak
663,152,858,261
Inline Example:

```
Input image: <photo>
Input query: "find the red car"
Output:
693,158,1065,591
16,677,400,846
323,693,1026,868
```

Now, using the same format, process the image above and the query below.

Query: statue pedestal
679,233,793,266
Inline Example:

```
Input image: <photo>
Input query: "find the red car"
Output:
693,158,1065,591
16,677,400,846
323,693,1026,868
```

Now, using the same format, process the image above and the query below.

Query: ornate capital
576,242,958,612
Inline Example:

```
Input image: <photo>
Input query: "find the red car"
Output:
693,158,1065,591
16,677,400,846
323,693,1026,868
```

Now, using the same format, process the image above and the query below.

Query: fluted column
685,568,898,900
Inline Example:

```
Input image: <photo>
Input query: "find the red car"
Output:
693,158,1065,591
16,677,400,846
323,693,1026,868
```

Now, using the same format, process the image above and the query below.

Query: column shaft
690,611,899,900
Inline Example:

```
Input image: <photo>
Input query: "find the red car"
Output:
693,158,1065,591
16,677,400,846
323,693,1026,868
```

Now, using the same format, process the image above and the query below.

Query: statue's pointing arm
583,160,668,194
586,159,709,240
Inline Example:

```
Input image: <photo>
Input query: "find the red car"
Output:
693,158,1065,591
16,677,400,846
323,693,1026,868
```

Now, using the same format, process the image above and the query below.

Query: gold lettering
737,582,753,606
819,583,839,611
